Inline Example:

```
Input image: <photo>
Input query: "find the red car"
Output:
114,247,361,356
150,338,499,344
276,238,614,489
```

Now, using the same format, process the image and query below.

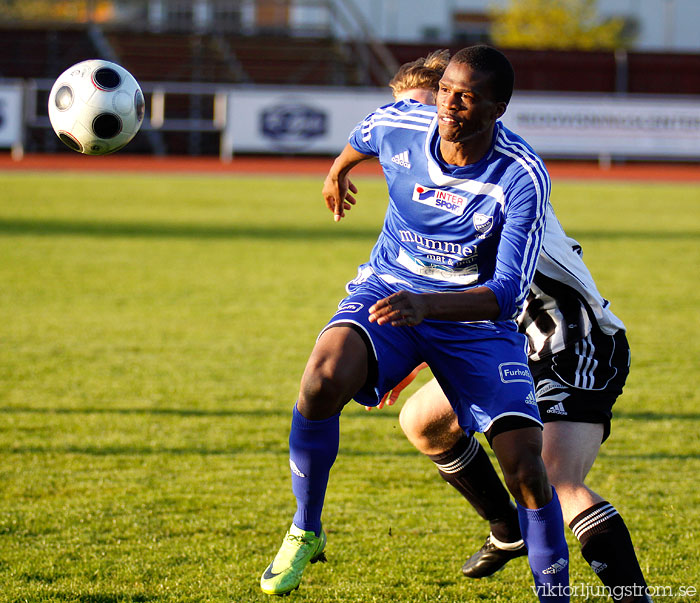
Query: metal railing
24,76,238,157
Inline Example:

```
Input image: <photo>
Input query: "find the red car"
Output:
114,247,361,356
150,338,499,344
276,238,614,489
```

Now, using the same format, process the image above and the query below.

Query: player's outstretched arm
368,287,501,327
322,143,373,222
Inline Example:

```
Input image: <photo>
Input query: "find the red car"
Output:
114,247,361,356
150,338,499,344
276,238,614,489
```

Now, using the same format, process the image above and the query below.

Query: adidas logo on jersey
391,150,411,168
590,560,608,574
547,402,568,415
542,558,568,575
525,391,537,405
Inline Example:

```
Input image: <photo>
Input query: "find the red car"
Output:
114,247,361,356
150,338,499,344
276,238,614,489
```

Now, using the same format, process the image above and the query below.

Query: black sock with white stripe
570,501,650,603
428,434,521,543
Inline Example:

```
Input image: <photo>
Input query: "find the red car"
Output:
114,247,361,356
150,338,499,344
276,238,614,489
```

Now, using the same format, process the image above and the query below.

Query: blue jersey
348,99,551,322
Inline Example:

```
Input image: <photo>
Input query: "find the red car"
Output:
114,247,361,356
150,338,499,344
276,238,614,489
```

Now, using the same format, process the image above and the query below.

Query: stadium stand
2,22,699,156
0,26,368,86
0,25,97,79
627,51,700,95
6,24,699,92
105,31,235,83
221,35,361,86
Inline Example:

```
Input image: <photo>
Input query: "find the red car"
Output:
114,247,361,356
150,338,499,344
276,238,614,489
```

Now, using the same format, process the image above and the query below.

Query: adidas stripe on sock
570,501,650,603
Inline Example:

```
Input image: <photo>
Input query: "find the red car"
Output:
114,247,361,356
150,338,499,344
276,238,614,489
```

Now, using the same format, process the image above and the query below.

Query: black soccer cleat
461,533,528,578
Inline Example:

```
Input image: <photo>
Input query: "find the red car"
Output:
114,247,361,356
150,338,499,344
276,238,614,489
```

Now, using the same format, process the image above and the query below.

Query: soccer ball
48,59,145,155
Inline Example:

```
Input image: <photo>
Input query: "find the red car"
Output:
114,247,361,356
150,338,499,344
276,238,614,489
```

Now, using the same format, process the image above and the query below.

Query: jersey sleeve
347,103,396,157
483,169,549,321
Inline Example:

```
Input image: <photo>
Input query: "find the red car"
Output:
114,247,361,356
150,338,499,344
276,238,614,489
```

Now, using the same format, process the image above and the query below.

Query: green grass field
1,170,698,603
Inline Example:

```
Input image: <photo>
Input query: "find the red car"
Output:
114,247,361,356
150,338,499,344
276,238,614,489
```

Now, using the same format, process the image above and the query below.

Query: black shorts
529,327,630,442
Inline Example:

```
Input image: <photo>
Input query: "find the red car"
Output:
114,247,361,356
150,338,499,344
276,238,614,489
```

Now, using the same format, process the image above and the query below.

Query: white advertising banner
501,93,700,159
224,87,392,155
224,87,700,160
0,83,23,149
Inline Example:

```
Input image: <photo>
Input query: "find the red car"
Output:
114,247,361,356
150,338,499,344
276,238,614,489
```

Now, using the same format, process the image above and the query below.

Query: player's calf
492,426,570,602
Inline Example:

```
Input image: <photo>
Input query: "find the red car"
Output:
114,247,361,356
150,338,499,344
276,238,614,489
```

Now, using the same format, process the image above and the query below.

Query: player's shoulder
376,98,437,116
364,99,436,130
355,100,435,147
494,123,546,165
493,122,550,187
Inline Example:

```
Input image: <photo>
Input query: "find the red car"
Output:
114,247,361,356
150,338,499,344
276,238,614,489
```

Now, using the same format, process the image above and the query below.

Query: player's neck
439,129,494,166
440,137,491,166
394,88,435,104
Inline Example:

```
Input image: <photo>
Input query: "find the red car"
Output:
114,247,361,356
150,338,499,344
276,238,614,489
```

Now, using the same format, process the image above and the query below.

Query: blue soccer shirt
347,99,551,322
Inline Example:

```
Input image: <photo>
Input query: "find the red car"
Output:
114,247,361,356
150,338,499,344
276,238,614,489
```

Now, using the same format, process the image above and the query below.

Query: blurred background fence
0,0,698,161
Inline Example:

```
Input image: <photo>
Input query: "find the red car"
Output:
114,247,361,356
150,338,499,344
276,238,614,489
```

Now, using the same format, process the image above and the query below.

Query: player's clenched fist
369,291,429,326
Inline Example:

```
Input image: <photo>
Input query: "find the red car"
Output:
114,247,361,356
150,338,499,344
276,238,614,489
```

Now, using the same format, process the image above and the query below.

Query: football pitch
1,170,698,602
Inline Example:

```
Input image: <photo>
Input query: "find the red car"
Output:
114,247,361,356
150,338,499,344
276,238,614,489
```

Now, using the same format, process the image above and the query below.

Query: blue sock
289,403,340,536
518,487,570,602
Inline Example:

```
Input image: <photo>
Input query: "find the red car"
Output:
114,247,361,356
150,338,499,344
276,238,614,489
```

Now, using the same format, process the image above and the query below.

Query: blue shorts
320,275,542,434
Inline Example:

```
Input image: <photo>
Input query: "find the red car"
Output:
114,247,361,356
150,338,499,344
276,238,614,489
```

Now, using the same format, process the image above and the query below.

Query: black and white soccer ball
48,59,145,155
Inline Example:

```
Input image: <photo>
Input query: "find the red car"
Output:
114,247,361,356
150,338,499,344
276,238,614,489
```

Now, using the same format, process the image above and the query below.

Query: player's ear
493,101,507,120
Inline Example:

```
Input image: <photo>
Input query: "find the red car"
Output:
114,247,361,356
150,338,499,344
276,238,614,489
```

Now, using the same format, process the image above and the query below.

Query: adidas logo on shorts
391,150,411,168
547,402,568,415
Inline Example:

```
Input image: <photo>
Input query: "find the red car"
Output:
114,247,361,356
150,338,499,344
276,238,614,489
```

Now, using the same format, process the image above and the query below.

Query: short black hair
450,45,514,105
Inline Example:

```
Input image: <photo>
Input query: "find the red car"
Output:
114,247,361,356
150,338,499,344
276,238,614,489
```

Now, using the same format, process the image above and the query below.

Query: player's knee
542,471,585,520
541,460,572,493
399,397,434,450
502,457,550,508
541,453,587,503
298,352,365,417
300,370,342,407
398,397,420,438
399,396,461,455
300,362,356,410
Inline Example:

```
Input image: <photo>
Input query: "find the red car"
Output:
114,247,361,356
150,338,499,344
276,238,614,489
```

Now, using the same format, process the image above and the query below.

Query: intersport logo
412,184,468,215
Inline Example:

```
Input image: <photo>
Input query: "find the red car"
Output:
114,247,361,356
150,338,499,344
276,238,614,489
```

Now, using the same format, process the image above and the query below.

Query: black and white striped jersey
518,205,625,361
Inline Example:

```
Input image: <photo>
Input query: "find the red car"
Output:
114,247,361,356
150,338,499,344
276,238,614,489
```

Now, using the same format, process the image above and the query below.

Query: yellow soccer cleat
260,524,327,596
